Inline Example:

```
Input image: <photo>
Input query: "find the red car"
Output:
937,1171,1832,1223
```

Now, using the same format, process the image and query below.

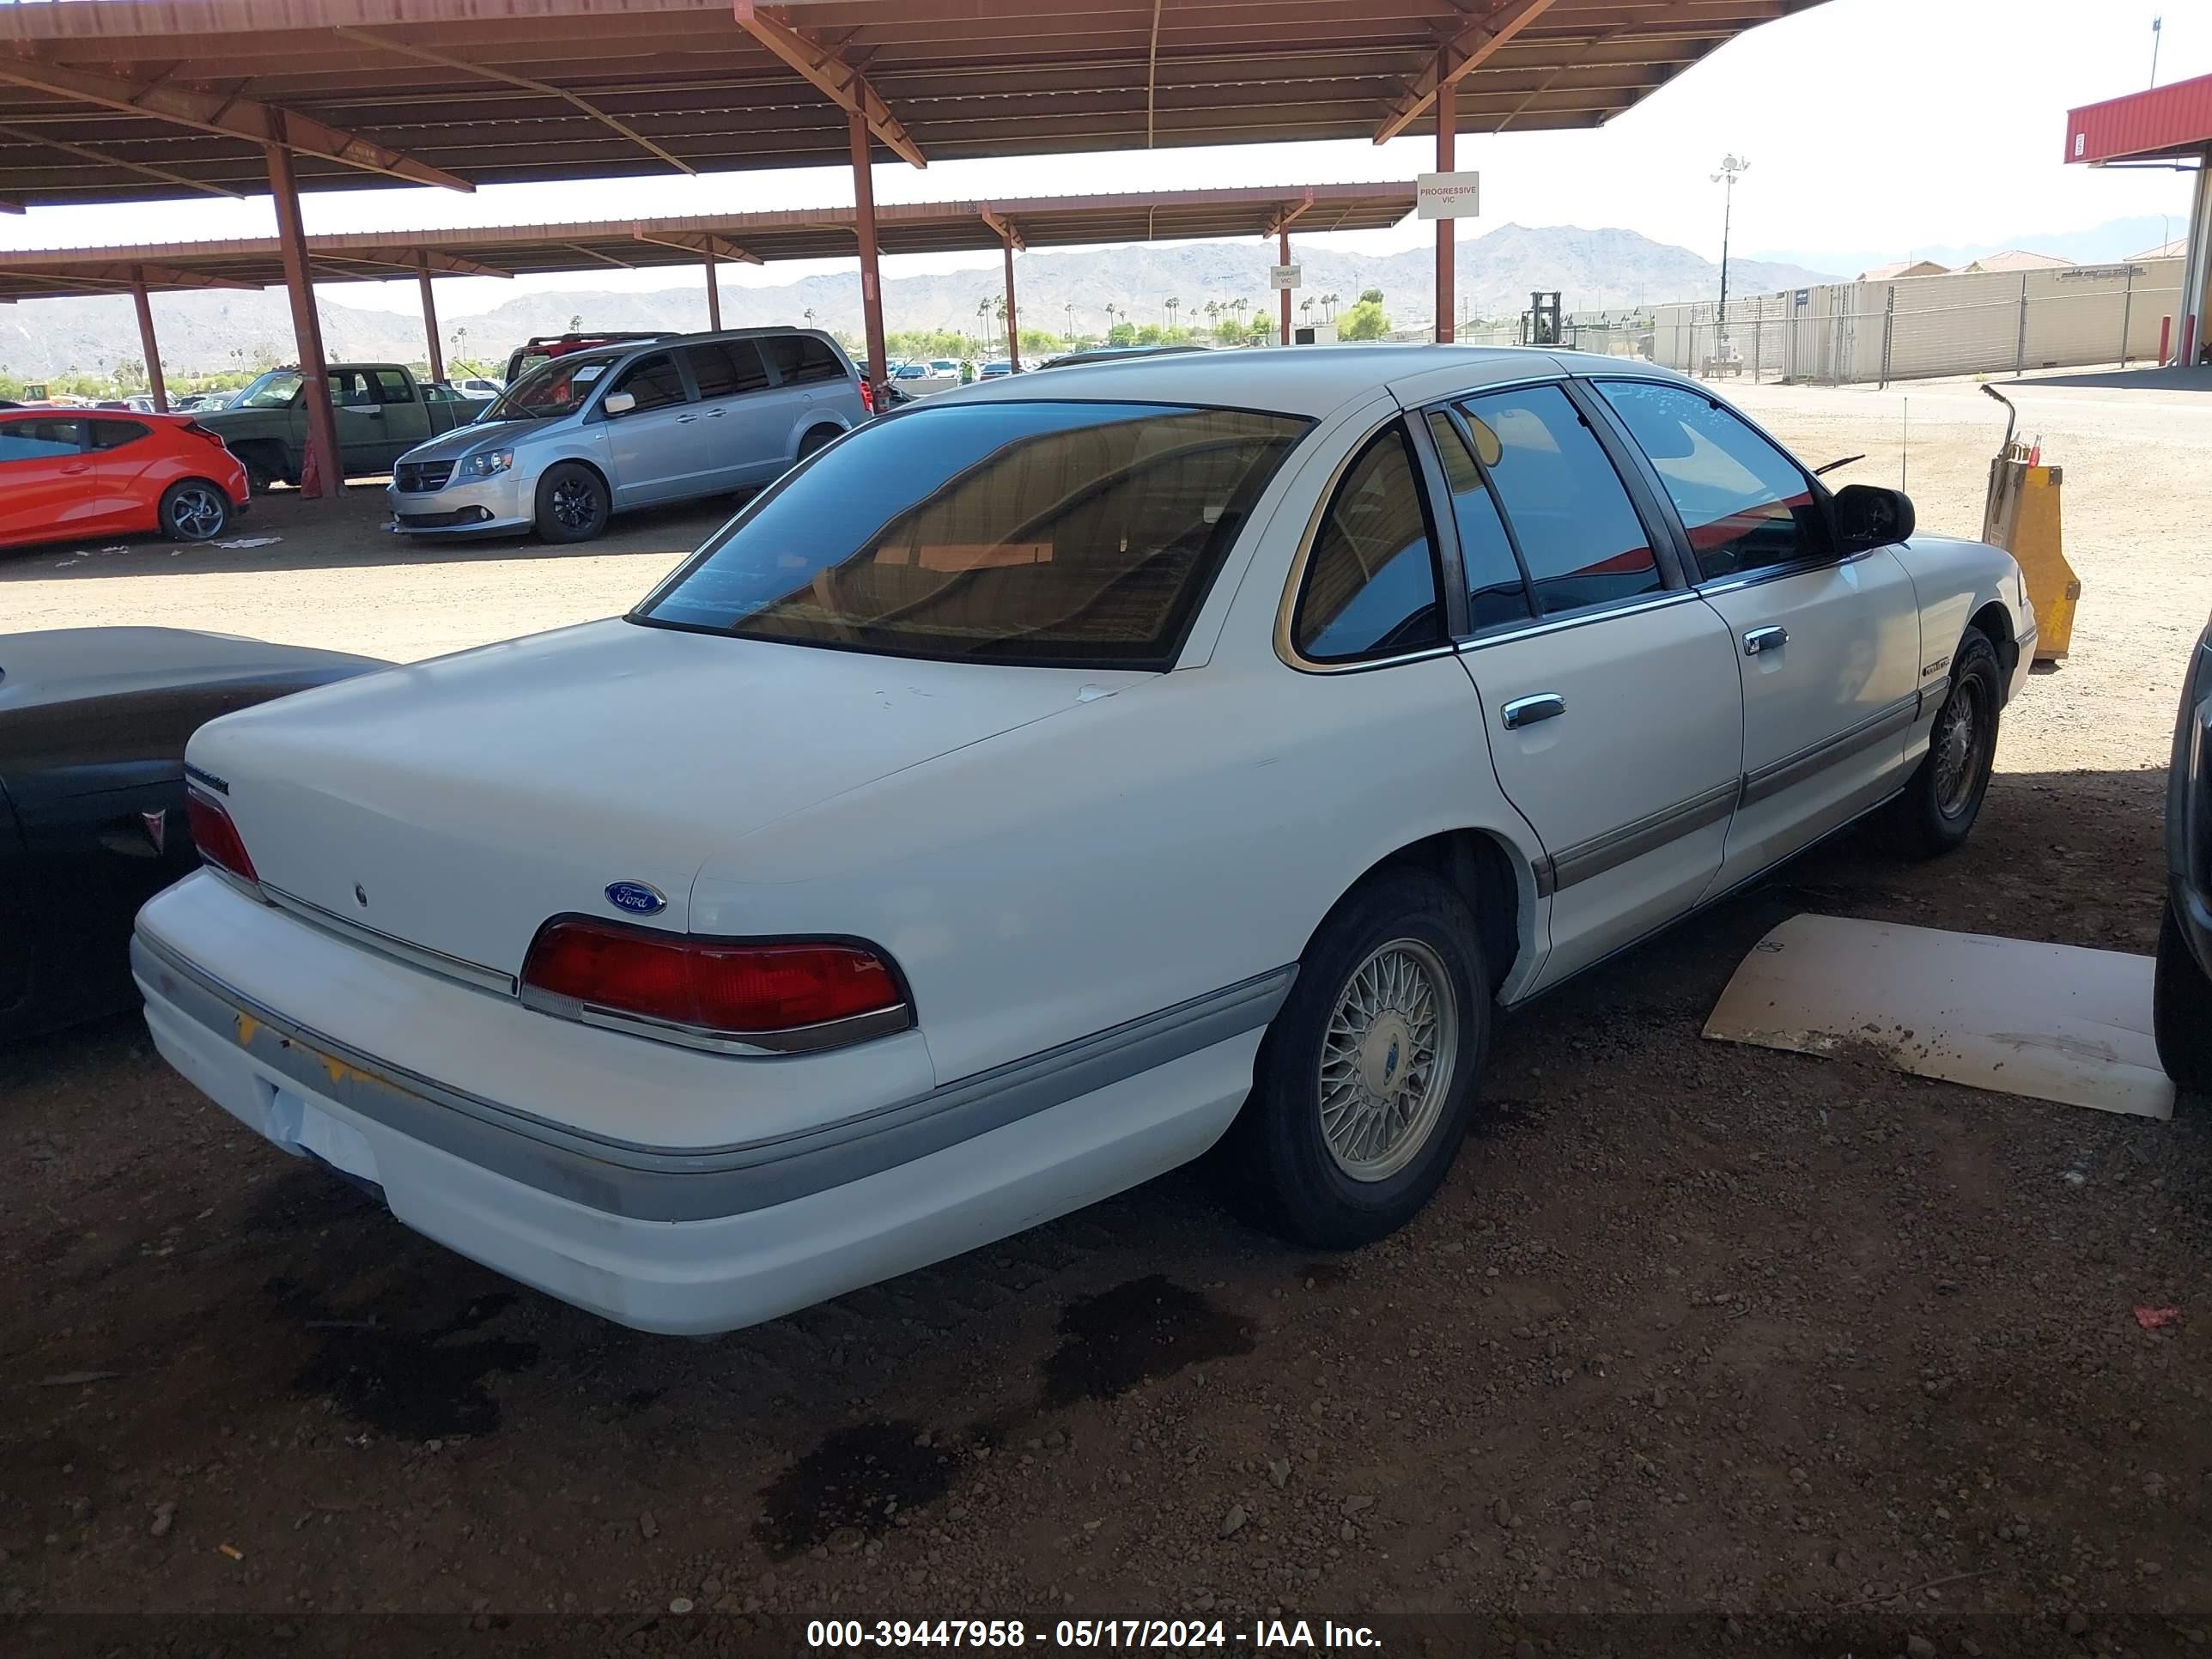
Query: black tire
796,425,840,461
158,477,231,542
1887,626,2001,859
2155,902,2212,1095
1245,868,1490,1249
533,461,611,544
237,444,283,495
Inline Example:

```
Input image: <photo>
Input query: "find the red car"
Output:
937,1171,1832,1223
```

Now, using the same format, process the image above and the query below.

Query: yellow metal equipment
1979,386,2079,661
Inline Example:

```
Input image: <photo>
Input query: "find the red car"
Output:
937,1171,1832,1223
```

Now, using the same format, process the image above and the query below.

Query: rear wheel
159,477,231,542
2155,902,2212,1095
797,425,840,461
1245,869,1489,1249
1887,626,2001,859
534,462,610,544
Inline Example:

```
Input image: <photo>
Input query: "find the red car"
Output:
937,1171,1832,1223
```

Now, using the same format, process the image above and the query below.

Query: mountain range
0,221,1837,380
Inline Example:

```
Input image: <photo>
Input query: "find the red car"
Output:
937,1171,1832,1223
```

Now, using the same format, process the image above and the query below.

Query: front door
599,350,701,506
1419,384,1745,990
1589,379,1923,896
0,415,94,547
324,369,394,477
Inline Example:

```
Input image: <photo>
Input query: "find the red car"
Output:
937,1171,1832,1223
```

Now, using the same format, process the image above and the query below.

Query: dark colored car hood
0,628,388,790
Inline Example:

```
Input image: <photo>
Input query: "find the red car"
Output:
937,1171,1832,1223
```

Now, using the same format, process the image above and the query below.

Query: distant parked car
137,347,2029,1334
199,363,479,490
2,628,383,1042
979,360,1016,380
453,376,505,400
2158,610,2212,1092
387,328,872,544
0,409,249,549
890,362,960,397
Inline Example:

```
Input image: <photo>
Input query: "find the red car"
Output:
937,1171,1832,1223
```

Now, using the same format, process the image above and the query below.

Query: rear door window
684,340,772,400
609,351,687,412
1594,379,1830,580
88,418,150,450
1459,383,1662,617
760,334,848,386
1424,409,1534,633
0,416,88,461
373,369,416,404
1291,425,1445,663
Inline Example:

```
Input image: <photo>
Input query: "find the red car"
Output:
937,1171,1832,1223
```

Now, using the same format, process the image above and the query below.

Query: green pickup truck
200,363,482,490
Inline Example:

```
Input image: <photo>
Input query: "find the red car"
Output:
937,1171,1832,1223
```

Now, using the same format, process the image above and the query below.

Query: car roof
941,343,1692,420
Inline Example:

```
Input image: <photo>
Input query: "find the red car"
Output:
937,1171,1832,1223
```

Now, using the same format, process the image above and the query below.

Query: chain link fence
1654,259,2188,386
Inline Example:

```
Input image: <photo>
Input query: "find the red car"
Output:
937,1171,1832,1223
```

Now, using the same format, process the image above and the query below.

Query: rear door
1589,378,1922,895
325,369,395,476
599,349,700,506
371,368,431,461
0,415,94,547
1419,382,1744,990
759,333,855,453
678,339,781,490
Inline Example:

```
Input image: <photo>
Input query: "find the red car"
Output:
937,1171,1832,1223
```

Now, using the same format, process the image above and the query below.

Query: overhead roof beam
0,51,472,191
317,247,514,279
978,206,1024,251
333,27,696,177
0,259,257,293
0,119,246,201
566,241,635,270
634,228,762,264
1375,0,1559,143
1264,190,1316,236
732,2,927,168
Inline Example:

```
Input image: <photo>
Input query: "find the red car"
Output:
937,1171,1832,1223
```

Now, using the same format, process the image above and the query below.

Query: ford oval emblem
605,881,666,916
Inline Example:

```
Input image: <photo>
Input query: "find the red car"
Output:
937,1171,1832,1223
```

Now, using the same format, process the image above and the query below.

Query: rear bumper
131,881,1280,1334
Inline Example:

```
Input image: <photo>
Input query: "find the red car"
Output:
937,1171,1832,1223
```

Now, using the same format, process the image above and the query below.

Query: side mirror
602,391,637,416
1832,483,1915,551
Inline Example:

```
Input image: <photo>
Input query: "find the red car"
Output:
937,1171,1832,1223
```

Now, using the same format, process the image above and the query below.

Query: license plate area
264,1082,383,1189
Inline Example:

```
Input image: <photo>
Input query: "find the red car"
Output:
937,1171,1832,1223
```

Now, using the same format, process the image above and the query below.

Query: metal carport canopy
0,183,1417,301
0,0,1825,207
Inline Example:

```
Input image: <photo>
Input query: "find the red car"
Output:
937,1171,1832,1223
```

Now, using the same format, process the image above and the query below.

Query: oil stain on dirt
754,1419,951,1559
1041,1274,1255,1406
272,1280,539,1439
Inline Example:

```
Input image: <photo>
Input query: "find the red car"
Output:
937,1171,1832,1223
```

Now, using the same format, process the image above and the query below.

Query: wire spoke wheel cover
1932,676,1989,819
1317,937,1460,1183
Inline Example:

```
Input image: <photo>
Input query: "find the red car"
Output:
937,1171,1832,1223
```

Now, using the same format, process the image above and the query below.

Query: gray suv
387,328,870,544
2159,610,2212,1091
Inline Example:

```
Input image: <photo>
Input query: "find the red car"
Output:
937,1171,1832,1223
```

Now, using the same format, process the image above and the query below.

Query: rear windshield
635,400,1310,670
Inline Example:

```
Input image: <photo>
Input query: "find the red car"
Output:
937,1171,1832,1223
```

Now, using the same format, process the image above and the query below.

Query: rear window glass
761,334,848,386
637,401,1310,669
686,341,771,399
89,418,150,450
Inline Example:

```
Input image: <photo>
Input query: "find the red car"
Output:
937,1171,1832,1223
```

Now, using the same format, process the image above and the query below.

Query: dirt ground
3,374,2211,1654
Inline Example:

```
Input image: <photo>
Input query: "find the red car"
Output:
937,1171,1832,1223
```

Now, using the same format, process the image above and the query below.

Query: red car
0,408,249,550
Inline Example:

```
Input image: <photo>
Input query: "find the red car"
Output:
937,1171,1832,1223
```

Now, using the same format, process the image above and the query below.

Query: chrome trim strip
1550,781,1740,891
184,763,229,796
1456,588,1700,654
260,881,519,997
1740,695,1918,807
518,982,912,1057
133,932,1294,1224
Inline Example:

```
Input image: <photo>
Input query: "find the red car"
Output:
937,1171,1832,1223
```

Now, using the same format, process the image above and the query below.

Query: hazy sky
1,0,2203,318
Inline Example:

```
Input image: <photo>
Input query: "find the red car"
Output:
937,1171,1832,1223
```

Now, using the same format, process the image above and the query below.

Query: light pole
2152,13,2164,88
1065,301,1075,343
1711,154,1749,358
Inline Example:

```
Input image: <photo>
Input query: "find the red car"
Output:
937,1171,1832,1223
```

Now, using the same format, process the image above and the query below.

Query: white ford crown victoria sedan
134,347,2034,1334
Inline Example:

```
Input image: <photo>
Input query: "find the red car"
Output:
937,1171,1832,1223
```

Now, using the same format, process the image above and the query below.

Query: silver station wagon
386,327,872,544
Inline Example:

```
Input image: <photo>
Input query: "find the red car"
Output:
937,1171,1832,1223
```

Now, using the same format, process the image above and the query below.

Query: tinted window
1462,385,1660,617
0,417,87,461
88,418,150,450
610,352,686,412
1596,380,1828,580
328,370,375,408
1292,426,1444,662
1425,409,1534,633
761,334,847,386
640,401,1309,670
685,340,771,400
486,352,617,421
373,369,415,404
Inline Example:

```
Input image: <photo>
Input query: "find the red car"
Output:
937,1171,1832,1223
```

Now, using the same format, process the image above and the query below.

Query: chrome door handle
1501,693,1566,731
706,407,725,417
675,413,698,423
1743,625,1789,656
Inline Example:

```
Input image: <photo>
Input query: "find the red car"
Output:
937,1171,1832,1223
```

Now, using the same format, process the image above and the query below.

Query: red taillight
522,918,905,1040
185,790,258,883
856,375,877,416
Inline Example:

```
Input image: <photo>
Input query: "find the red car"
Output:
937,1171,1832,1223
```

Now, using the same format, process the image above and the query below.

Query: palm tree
1064,301,1075,341
1231,297,1249,328
1165,296,1179,332
568,313,582,331
1300,296,1315,321
1205,300,1220,329
1322,291,1340,321
976,295,994,353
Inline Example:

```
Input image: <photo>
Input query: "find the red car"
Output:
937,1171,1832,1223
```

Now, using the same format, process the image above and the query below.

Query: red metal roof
2065,70,2212,165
